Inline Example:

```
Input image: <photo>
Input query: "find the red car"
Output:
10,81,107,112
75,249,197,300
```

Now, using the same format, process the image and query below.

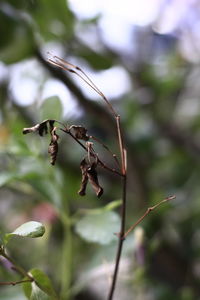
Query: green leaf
23,269,58,300
32,0,74,41
75,210,120,245
5,221,45,244
23,279,32,299
0,9,34,65
25,282,49,300
40,96,63,121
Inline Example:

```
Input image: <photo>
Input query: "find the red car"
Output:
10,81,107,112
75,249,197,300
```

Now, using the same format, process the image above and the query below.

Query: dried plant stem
116,115,126,175
123,195,176,239
106,111,127,299
48,56,127,300
0,279,32,286
107,174,127,300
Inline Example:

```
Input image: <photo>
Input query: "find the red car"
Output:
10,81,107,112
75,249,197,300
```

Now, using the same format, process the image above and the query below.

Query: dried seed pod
70,125,89,141
48,127,59,165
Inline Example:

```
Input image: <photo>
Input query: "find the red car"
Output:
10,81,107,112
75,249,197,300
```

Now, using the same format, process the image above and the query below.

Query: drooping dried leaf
88,163,103,198
70,125,89,141
78,158,103,198
78,159,89,196
48,127,59,165
22,120,54,136
23,123,41,135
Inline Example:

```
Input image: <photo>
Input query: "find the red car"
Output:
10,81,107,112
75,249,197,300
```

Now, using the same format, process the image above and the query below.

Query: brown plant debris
48,127,59,165
78,158,103,198
69,125,89,141
78,159,88,196
22,120,55,136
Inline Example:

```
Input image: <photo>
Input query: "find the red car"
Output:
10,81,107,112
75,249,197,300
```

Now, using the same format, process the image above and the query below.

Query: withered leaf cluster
78,158,103,198
23,121,104,198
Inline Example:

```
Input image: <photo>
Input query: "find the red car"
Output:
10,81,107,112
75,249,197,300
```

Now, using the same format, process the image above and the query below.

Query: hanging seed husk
48,127,59,165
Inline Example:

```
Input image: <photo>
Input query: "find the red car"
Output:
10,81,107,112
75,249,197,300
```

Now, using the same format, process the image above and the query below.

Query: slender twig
107,174,127,300
0,246,34,288
48,55,127,300
116,115,126,175
0,279,33,286
123,195,176,239
48,54,117,118
0,248,32,279
47,56,125,171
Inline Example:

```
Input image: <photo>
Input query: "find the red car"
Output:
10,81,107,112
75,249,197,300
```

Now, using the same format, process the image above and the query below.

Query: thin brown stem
48,56,127,300
107,116,127,300
0,248,32,280
107,174,127,300
48,55,118,118
0,279,33,286
123,195,176,239
116,115,126,175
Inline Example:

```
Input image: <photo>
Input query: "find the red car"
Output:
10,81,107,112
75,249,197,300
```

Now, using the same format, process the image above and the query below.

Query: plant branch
36,50,116,134
116,115,126,175
107,174,127,300
0,279,32,286
123,195,176,239
0,246,32,280
36,50,150,206
106,114,127,300
47,54,118,118
46,55,127,300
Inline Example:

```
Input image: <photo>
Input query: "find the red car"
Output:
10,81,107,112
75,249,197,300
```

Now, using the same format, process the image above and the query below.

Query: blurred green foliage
1,1,200,300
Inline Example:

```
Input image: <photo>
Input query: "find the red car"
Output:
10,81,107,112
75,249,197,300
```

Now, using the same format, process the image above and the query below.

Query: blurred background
1,0,200,299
